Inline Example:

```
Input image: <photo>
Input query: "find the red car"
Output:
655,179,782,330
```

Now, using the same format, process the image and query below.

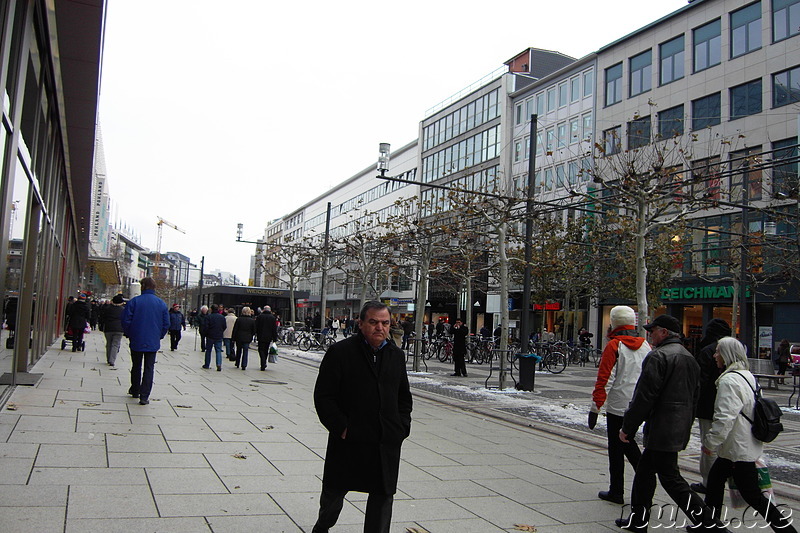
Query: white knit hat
610,306,636,328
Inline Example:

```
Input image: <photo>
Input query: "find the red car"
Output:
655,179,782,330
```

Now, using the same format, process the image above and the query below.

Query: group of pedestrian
591,307,795,532
197,303,278,372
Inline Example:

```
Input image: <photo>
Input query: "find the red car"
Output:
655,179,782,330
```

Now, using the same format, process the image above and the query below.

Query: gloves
588,403,600,429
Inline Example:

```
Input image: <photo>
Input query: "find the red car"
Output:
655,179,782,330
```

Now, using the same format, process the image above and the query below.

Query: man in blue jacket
122,277,169,405
202,304,227,371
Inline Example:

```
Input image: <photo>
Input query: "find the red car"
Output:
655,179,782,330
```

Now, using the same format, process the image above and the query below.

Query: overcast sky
98,0,690,282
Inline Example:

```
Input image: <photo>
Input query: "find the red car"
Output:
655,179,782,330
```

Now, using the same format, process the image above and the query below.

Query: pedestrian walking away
451,318,468,377
702,337,797,532
202,304,226,371
692,318,731,494
168,303,186,351
231,306,256,370
223,308,237,360
67,293,91,352
312,301,413,533
121,277,169,406
590,305,649,505
617,314,728,532
196,305,209,351
255,305,278,371
102,294,126,366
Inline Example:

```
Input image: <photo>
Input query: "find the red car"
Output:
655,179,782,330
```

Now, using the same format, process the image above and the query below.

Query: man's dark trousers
629,448,709,529
312,484,392,533
130,351,156,401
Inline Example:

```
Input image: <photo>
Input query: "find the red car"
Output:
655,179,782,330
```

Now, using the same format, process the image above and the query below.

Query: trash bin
516,353,540,391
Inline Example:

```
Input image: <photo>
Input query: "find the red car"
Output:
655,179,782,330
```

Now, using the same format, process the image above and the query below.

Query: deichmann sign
660,285,751,300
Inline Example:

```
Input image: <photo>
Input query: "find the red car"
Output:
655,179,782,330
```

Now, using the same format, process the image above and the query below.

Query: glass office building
0,0,105,399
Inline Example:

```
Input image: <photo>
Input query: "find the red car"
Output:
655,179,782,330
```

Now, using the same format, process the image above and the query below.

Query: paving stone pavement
0,329,798,532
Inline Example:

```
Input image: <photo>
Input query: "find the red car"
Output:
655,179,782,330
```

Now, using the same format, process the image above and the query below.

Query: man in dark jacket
255,305,278,371
451,318,469,377
196,305,209,351
121,278,169,405
618,315,726,532
168,304,186,351
202,304,226,371
312,301,412,533
692,318,731,494
68,294,91,352
103,294,126,366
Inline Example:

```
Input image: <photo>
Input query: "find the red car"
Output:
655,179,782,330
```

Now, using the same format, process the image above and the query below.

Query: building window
691,156,721,202
730,79,762,120
692,93,721,130
547,87,556,112
524,136,530,160
627,116,651,149
659,35,684,85
515,103,523,125
693,19,721,72
605,63,623,106
629,50,652,96
774,0,800,41
546,128,555,152
544,167,553,190
658,105,685,139
570,76,580,103
772,65,800,107
582,112,592,142
731,2,762,58
731,146,763,201
583,70,594,97
772,137,798,195
558,82,568,107
514,140,522,163
557,123,567,148
569,117,580,144
603,126,621,155
536,93,545,115
525,98,534,120
556,165,566,188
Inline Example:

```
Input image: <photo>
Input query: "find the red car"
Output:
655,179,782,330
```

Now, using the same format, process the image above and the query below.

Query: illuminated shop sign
660,285,751,300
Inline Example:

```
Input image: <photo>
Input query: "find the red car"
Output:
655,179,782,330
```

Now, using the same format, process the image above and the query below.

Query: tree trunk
635,197,649,331
498,222,509,390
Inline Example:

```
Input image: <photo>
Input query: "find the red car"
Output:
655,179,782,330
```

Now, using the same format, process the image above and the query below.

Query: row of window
422,89,500,152
603,65,800,153
605,0,800,107
421,125,501,183
528,159,593,194
513,113,594,163
514,69,594,125
419,166,499,218
303,170,415,232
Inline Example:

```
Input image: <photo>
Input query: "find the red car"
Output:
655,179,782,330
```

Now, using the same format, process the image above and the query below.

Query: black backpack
731,371,784,443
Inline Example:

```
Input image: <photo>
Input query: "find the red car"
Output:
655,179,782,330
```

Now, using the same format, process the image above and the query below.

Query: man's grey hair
200,305,208,312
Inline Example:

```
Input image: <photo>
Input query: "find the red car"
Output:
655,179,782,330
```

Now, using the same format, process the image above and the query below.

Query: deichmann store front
654,280,800,361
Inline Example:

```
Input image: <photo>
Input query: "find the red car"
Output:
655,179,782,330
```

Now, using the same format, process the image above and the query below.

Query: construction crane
154,216,187,280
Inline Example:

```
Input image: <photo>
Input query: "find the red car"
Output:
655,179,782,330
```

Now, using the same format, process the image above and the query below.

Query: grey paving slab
272,490,365,528
0,506,66,532
14,414,76,432
28,466,149,486
146,467,229,494
204,451,282,476
219,473,320,493
0,457,34,484
76,421,163,435
167,440,261,455
76,408,131,424
55,390,104,402
251,441,321,461
7,429,106,445
34,443,107,468
270,459,323,476
0,484,67,506
155,492,284,517
445,495,563,527
160,423,219,441
106,433,170,453
65,517,210,533
205,514,304,532
397,479,496,499
108,451,208,468
67,484,158,519
0,442,39,459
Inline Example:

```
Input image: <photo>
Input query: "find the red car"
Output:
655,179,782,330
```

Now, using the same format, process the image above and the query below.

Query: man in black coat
451,318,468,376
255,305,278,371
312,301,413,533
692,318,731,494
68,294,91,352
618,315,726,532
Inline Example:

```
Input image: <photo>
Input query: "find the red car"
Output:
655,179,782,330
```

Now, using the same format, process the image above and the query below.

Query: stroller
61,325,86,351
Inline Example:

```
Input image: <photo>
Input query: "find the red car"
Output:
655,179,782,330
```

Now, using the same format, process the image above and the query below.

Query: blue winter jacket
204,311,227,341
168,309,186,331
121,289,169,352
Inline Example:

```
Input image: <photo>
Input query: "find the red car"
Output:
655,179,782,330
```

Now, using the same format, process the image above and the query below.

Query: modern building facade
0,0,106,396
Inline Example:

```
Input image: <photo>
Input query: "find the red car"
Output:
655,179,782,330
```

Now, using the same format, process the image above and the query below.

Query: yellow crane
154,216,187,280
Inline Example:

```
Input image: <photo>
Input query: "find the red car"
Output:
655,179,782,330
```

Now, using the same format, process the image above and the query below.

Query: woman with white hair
701,337,796,532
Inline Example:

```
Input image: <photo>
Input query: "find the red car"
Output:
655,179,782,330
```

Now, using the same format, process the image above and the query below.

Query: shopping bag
268,342,278,363
728,456,773,508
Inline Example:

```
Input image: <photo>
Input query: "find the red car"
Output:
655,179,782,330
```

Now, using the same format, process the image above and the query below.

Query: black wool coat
231,316,256,345
622,336,701,452
314,332,413,495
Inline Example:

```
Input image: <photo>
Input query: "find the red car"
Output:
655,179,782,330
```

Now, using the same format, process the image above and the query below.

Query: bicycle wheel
547,350,567,374
593,349,602,368
437,343,449,363
299,337,312,351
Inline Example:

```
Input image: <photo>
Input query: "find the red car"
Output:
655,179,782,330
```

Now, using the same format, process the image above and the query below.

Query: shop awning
88,257,121,285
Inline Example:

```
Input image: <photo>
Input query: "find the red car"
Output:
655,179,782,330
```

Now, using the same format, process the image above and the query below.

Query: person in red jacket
590,305,650,505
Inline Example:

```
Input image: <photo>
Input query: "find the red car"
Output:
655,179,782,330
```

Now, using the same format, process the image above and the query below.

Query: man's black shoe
599,490,624,504
139,398,149,405
690,482,706,494
615,517,646,531
463,373,468,377
451,373,460,376
686,523,730,532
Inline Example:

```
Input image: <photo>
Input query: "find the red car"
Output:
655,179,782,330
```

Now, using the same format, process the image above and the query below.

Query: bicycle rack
407,338,428,372
484,349,517,390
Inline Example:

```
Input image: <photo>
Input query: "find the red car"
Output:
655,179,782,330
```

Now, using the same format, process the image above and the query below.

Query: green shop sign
660,285,751,300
